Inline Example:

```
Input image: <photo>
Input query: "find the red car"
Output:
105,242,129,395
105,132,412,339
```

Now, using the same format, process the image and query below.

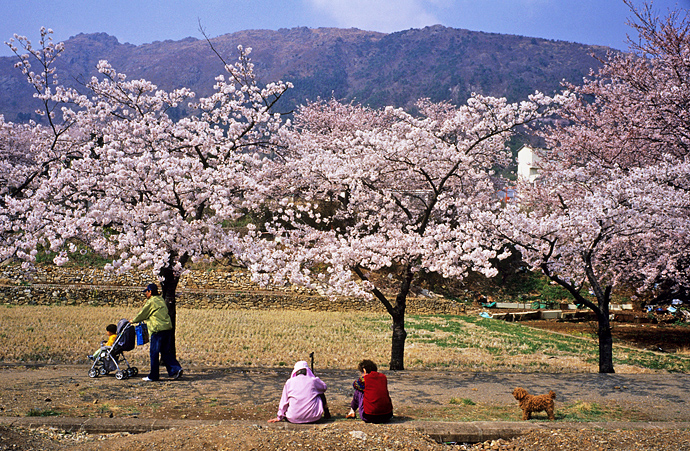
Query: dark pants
350,389,393,423
148,329,182,380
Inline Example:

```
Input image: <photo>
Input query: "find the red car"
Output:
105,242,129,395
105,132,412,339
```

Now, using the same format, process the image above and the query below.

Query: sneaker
172,369,183,380
346,409,356,419
142,377,155,382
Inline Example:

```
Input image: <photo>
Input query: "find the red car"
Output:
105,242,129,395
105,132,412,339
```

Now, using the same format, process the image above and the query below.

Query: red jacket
362,371,393,415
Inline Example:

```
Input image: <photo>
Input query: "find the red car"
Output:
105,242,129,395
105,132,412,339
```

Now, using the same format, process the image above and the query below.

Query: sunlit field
1,305,688,373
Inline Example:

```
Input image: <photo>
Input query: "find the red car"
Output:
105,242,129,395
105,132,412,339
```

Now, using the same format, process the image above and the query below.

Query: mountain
0,26,611,122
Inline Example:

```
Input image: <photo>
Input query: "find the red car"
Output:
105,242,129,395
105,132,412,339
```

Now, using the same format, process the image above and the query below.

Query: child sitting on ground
89,323,117,360
347,359,393,423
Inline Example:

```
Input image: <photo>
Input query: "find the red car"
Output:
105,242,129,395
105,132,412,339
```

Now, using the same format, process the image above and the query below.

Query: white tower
517,145,541,182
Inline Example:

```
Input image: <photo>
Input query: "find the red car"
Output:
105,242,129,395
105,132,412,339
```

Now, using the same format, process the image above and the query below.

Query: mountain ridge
0,25,611,121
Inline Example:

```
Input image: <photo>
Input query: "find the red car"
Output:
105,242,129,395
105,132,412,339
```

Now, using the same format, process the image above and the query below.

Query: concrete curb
414,421,539,443
3,416,689,443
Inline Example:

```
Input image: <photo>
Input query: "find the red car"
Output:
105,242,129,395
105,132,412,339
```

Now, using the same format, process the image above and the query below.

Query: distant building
517,145,542,182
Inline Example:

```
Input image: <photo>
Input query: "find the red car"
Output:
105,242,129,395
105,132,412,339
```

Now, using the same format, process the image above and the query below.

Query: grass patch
27,408,61,417
398,403,517,422
404,314,690,373
400,400,639,422
557,400,629,421
449,397,476,406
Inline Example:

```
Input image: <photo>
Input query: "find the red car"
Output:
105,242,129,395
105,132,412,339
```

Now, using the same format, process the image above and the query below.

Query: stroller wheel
131,367,139,376
88,368,99,378
115,370,126,380
99,367,108,376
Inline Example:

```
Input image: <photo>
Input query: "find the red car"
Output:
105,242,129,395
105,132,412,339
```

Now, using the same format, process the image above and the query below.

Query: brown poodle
512,387,556,420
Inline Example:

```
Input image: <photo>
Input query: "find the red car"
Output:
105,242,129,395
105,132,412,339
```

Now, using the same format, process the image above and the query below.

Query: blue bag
135,322,149,346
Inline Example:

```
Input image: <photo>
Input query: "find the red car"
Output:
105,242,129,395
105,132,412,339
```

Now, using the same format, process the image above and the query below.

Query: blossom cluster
1,32,290,280
493,2,690,314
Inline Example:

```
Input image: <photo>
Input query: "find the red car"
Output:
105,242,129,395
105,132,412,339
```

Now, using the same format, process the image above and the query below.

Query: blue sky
2,0,688,57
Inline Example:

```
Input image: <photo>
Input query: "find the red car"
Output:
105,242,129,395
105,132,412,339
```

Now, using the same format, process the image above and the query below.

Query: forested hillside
0,25,611,121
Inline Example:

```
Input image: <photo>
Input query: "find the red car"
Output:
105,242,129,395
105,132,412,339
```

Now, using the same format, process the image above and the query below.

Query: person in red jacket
346,359,393,423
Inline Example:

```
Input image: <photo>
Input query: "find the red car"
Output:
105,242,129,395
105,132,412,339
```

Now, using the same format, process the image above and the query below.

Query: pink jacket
277,362,327,423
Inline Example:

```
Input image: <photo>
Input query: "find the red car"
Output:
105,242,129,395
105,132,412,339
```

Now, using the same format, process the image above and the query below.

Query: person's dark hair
294,368,307,376
358,359,378,373
144,283,159,295
106,324,117,334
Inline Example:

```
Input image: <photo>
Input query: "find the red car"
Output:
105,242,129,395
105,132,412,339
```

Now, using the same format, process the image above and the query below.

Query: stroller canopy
114,319,136,353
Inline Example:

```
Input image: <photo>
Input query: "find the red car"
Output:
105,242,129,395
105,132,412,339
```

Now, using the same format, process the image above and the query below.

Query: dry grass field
1,304,689,373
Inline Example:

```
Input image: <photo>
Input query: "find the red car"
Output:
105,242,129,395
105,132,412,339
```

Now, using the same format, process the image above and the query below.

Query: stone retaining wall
0,265,467,315
0,264,270,293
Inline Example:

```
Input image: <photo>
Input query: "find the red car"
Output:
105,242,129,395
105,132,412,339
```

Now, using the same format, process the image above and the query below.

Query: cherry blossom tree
2,29,292,340
0,115,37,264
244,95,562,370
493,1,690,373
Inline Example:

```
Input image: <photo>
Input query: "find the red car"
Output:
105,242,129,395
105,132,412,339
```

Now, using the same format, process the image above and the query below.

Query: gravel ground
506,429,690,451
3,424,690,450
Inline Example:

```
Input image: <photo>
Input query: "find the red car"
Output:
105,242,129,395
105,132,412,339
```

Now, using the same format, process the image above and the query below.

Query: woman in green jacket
132,283,183,381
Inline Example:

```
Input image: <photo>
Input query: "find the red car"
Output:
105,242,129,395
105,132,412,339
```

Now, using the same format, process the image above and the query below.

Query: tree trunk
389,266,413,371
595,286,615,373
157,252,188,358
158,265,179,357
585,264,615,374
543,257,616,374
597,312,615,373
389,306,407,371
352,264,410,371
158,265,180,330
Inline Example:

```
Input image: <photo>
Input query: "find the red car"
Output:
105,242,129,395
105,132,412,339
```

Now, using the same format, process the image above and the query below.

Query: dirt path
2,364,689,422
2,364,690,450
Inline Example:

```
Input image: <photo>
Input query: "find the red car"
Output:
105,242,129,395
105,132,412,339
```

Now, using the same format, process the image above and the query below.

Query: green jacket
133,295,172,334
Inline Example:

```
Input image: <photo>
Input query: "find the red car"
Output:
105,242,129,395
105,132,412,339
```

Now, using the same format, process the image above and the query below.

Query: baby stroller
88,318,139,380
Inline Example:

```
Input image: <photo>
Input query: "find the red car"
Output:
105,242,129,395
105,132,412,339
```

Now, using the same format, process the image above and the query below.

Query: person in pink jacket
268,361,330,424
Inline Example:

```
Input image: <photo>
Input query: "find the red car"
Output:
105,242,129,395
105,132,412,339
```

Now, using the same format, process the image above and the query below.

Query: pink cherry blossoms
494,1,690,373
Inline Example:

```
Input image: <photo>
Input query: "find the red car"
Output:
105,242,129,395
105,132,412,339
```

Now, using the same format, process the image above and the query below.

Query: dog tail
548,390,556,399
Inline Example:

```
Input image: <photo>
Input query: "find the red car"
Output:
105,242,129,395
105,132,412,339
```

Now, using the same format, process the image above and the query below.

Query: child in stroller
88,318,139,380
89,323,117,360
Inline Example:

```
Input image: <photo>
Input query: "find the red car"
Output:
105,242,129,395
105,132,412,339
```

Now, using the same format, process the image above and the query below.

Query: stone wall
0,264,467,315
0,264,267,292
